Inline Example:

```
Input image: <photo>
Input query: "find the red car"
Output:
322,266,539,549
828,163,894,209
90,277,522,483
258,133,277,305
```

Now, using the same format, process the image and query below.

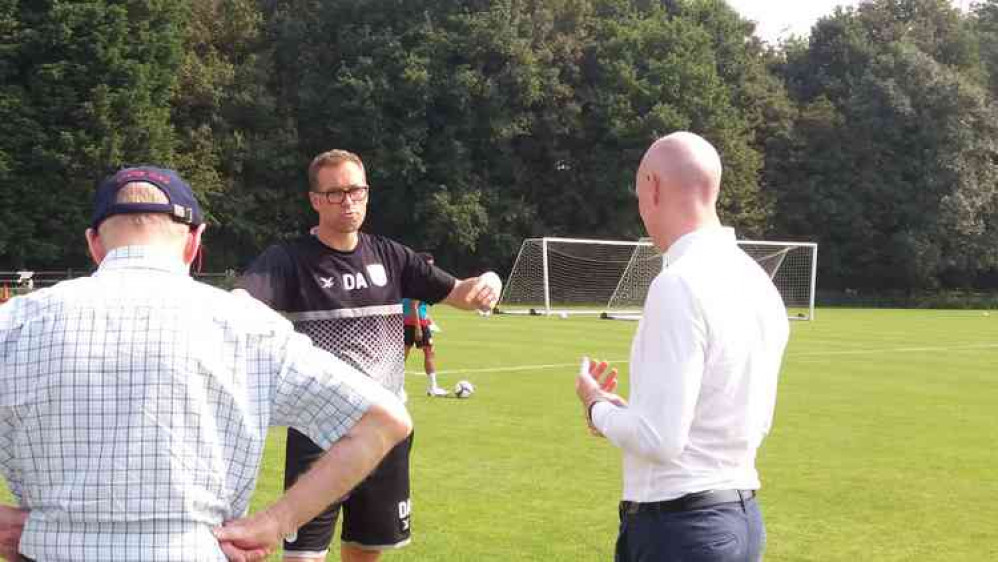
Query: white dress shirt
0,246,391,561
592,227,789,502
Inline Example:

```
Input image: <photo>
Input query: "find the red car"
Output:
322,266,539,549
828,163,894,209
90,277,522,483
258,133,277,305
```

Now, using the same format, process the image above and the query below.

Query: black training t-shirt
237,232,456,398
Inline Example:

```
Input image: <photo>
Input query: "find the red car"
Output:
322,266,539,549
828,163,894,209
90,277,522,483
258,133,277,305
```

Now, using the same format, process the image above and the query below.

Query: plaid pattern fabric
0,246,378,561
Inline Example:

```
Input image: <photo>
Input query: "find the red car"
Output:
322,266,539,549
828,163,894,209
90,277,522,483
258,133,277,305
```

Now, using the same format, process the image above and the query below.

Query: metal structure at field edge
496,237,818,321
0,270,237,304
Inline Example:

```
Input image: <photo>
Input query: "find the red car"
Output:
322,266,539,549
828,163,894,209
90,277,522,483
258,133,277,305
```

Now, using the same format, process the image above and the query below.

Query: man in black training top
237,149,501,562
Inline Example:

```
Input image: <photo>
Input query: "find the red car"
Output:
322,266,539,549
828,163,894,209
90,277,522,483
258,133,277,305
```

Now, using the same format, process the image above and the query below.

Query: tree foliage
0,0,184,268
253,0,772,272
771,0,998,290
0,0,995,293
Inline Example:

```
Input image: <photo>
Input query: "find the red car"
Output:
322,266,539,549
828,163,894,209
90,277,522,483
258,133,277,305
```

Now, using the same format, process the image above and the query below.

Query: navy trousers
615,496,765,562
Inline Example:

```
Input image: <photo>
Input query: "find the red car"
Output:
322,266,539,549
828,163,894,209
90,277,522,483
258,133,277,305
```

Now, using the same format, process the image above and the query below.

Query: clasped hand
0,505,27,562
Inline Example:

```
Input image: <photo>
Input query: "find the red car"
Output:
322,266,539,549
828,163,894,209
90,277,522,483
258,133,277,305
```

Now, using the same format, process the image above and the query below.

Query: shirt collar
96,245,190,276
663,226,736,267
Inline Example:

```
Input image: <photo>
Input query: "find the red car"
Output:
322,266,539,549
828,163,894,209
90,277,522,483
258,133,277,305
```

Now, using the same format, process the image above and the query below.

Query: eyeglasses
310,185,369,205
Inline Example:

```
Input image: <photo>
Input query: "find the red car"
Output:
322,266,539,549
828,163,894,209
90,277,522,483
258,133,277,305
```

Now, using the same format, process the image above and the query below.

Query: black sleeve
236,243,297,311
392,241,456,305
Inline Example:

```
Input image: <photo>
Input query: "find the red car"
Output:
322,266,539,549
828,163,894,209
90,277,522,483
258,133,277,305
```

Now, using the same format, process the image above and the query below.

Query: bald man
575,132,789,562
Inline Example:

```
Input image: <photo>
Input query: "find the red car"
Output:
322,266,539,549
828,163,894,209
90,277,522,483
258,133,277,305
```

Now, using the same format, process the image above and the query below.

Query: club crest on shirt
366,264,388,287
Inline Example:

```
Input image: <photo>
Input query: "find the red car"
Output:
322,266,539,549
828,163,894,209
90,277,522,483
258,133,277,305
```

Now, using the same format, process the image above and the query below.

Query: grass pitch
2,308,996,560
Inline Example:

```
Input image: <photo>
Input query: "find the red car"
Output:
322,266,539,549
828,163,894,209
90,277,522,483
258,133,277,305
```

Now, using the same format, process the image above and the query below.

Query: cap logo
116,169,172,185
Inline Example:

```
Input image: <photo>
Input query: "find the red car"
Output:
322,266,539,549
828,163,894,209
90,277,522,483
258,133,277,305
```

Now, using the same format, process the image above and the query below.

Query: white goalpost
741,241,818,320
496,237,648,316
498,237,818,320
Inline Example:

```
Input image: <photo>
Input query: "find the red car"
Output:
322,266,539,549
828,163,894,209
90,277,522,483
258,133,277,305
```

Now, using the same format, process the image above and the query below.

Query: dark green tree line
250,0,773,273
770,0,998,291
0,0,995,293
0,0,184,268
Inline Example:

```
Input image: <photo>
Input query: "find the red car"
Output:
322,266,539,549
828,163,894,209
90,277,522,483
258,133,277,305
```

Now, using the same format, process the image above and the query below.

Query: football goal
498,237,818,320
497,237,647,316
604,239,818,320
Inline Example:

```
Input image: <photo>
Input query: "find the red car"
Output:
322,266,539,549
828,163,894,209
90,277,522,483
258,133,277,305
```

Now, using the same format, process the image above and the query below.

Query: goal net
604,239,818,320
496,238,646,315
498,237,817,320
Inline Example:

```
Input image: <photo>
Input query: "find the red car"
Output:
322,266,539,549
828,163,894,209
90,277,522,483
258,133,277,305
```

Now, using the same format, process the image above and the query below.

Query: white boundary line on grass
788,342,998,358
406,342,998,376
406,360,629,377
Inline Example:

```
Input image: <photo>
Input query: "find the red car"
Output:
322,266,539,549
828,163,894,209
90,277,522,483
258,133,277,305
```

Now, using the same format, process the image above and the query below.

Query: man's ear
85,228,106,266
650,173,662,207
183,223,207,266
308,192,322,214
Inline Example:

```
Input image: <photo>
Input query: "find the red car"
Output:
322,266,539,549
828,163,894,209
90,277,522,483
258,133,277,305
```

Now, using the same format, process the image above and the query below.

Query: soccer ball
558,312,569,319
454,380,475,399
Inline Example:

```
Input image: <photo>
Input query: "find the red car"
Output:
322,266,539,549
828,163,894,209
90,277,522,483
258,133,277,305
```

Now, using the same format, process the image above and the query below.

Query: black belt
619,489,756,516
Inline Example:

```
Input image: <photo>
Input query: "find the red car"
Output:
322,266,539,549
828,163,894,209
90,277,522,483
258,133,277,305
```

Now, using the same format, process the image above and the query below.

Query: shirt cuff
590,400,614,433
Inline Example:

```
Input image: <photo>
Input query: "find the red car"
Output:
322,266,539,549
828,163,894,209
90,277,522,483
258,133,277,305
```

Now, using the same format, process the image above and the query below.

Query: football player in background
403,252,446,397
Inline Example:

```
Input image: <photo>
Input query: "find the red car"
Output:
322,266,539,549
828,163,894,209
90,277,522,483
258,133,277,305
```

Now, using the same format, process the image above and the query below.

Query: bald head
640,132,722,205
635,132,723,251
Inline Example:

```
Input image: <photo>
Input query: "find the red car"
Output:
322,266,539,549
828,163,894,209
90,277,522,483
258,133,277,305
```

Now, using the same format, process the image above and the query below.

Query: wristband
587,400,602,426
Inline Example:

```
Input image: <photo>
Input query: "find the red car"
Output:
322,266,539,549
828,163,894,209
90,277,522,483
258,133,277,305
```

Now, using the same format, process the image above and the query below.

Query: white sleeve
591,274,706,464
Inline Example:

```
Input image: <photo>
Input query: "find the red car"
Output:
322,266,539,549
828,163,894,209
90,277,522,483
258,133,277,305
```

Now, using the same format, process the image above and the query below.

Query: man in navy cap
0,167,412,561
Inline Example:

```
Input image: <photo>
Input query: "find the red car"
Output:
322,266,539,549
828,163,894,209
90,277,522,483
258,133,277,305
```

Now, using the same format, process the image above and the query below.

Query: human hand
0,505,28,561
213,510,286,562
575,357,622,402
574,357,626,437
445,272,502,313
471,271,502,312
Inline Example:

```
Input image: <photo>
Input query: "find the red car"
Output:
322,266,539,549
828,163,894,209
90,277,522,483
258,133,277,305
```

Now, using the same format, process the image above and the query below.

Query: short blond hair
307,149,365,190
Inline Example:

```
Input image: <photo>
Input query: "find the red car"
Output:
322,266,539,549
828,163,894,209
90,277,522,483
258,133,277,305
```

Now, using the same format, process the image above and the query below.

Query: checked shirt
0,246,382,560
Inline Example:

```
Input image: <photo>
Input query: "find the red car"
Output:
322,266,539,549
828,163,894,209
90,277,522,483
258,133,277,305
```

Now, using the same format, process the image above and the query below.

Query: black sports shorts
403,325,432,348
283,428,414,556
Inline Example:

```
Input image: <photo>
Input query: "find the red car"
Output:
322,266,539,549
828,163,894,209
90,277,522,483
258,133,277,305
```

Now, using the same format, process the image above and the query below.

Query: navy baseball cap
92,166,203,229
